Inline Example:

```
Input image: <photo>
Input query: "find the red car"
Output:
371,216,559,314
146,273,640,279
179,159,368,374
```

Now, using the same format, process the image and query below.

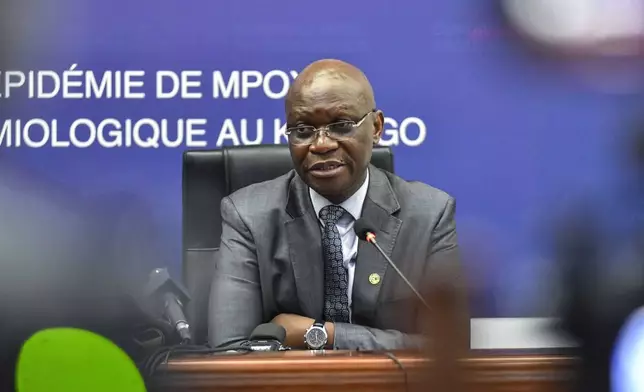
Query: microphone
142,268,192,344
243,323,289,351
354,219,432,312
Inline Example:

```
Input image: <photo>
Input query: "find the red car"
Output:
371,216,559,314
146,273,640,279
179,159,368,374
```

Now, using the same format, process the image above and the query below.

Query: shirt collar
309,169,369,222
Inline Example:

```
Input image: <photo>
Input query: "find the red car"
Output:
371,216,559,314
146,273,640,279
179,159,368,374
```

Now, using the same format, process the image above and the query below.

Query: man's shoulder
382,169,454,209
224,170,296,213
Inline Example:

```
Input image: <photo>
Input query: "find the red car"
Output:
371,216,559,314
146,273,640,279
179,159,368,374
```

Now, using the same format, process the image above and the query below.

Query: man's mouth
308,161,346,178
309,161,344,171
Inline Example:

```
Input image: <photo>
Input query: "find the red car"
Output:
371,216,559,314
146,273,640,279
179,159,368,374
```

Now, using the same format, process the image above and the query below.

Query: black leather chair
182,144,394,344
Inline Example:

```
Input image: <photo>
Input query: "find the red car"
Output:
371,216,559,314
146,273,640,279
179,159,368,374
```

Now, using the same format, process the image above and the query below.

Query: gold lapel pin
368,273,381,285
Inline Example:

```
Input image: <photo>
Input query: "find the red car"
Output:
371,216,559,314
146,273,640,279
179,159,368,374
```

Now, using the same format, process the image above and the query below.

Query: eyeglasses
285,110,376,146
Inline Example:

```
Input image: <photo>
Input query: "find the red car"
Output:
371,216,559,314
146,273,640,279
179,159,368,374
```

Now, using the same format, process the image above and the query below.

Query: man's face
286,76,383,203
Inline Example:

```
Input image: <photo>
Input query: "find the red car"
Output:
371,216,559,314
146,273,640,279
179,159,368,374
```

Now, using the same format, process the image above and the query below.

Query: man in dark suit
209,59,466,350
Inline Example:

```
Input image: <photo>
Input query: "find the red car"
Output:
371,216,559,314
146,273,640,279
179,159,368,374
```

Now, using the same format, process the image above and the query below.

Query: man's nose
309,131,338,153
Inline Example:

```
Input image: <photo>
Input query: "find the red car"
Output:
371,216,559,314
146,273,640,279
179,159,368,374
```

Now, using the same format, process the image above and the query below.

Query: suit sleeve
332,323,426,350
208,196,263,348
421,196,470,350
332,196,468,351
423,196,462,292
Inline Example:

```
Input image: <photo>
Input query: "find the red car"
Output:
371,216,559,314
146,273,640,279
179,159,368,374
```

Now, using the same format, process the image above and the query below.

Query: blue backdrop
2,0,643,316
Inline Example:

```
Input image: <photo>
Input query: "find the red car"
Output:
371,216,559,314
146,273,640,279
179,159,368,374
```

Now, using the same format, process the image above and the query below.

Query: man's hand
270,314,312,349
270,314,335,349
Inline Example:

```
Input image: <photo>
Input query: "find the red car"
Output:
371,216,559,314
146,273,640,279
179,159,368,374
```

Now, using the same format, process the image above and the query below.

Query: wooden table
151,350,578,392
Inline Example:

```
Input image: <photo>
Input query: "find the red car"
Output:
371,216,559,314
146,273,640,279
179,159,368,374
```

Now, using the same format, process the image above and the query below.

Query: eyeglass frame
284,109,377,146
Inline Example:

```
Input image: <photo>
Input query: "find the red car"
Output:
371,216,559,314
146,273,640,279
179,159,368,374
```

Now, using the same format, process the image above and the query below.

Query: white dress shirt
309,170,369,322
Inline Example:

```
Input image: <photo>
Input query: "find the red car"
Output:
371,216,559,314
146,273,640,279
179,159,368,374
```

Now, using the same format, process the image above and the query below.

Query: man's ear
372,110,384,144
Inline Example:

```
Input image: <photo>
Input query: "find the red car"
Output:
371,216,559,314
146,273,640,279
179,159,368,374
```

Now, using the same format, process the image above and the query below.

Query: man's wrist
324,322,335,348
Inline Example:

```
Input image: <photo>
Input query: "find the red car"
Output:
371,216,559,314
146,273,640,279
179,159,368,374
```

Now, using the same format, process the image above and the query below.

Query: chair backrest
182,144,394,344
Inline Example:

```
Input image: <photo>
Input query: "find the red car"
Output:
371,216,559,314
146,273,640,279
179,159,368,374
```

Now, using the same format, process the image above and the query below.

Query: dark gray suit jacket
209,165,465,350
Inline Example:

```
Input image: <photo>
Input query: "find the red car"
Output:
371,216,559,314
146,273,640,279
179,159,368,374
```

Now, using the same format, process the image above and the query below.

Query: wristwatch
304,320,328,350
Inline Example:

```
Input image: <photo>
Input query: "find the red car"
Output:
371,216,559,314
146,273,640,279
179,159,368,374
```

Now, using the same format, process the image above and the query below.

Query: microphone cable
143,324,288,380
141,343,253,380
384,351,409,392
356,348,409,392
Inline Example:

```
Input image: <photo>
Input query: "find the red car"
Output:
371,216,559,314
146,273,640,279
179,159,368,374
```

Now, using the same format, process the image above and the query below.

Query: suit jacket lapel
284,173,324,319
353,166,402,324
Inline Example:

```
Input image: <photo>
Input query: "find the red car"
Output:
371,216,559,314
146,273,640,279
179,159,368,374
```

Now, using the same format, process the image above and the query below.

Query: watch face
306,327,327,349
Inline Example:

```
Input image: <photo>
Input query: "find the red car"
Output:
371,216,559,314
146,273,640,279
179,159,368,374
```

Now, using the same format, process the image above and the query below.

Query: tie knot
320,205,345,225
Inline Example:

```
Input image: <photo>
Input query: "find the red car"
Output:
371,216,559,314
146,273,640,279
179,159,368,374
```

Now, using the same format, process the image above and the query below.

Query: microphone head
141,268,191,317
16,327,145,392
249,323,286,343
143,268,191,302
354,218,376,241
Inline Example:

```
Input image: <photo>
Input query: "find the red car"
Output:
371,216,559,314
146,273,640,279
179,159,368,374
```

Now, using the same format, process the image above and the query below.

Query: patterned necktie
319,205,351,323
